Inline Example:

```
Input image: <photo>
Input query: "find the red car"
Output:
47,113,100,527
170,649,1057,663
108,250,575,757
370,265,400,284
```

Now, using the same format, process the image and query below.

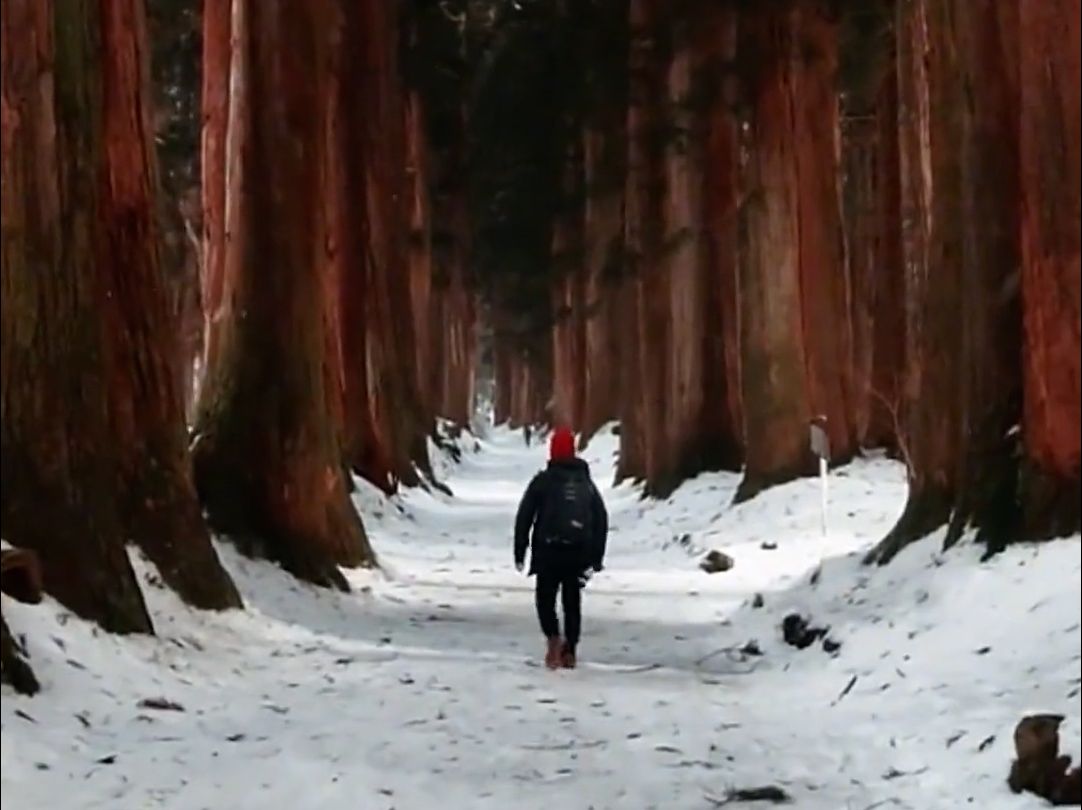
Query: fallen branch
520,739,607,752
617,663,663,674
832,674,859,705
705,785,792,805
882,766,929,780
695,643,760,668
862,800,904,810
869,387,913,476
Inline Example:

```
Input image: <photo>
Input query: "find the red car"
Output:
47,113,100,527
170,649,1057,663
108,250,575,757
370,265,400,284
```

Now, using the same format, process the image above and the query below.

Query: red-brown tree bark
429,103,477,429
551,138,588,432
492,334,514,426
2,0,151,633
576,1,627,446
434,258,478,427
658,16,706,496
496,344,553,430
405,88,435,421
792,7,855,465
866,0,968,563
98,0,240,608
940,0,1024,555
3,0,242,629
735,3,854,501
839,9,905,455
199,0,231,382
867,54,906,452
349,0,432,487
580,120,624,443
695,4,745,473
614,273,647,482
329,1,395,495
841,115,878,447
1017,0,1081,539
192,0,373,588
619,0,668,489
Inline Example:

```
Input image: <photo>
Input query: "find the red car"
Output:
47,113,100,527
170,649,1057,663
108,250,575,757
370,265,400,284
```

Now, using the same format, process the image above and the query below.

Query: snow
3,425,1080,809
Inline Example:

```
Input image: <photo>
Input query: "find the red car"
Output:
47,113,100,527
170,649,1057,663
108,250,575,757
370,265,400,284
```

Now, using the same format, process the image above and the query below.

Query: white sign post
809,417,830,537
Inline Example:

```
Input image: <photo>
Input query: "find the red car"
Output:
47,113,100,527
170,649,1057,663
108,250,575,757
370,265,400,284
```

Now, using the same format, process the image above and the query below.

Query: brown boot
560,643,577,669
545,637,563,669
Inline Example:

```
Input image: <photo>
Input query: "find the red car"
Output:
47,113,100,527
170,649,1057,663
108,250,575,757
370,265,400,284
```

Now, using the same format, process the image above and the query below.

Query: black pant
535,567,582,651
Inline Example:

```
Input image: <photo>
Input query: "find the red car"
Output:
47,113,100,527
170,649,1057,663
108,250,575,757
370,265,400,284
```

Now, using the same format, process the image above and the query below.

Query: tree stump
1,548,44,604
1008,714,1082,805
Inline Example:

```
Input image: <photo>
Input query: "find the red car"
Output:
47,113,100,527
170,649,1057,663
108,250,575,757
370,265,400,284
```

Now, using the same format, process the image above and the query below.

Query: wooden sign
809,420,830,460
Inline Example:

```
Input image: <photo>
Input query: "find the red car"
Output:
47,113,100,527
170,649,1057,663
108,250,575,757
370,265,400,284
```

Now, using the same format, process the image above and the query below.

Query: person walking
513,427,608,669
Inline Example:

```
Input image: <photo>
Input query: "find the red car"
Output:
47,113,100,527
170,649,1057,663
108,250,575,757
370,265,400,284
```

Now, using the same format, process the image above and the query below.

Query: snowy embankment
2,425,1079,809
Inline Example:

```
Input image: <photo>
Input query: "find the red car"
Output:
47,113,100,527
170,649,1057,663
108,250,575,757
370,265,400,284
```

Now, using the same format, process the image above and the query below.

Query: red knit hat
549,427,575,461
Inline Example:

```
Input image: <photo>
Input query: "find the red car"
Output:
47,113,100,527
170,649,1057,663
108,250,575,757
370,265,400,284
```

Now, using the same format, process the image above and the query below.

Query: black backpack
542,466,593,548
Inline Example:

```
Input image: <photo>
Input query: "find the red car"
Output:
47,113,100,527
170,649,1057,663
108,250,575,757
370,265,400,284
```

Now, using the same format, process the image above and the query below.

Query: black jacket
514,458,608,574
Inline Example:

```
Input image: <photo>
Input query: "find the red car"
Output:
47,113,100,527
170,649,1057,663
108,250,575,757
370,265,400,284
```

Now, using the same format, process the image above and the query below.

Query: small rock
760,541,778,551
700,550,734,574
739,640,763,657
1008,715,1081,804
782,613,828,650
751,593,765,609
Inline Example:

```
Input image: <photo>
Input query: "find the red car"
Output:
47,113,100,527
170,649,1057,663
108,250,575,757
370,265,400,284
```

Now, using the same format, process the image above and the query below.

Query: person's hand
514,560,524,573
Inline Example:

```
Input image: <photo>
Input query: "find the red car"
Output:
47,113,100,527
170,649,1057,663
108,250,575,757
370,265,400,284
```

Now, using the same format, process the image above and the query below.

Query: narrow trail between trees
3,427,1079,810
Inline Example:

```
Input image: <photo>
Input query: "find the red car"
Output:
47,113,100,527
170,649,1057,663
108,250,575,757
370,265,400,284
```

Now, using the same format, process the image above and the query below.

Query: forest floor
2,425,1080,810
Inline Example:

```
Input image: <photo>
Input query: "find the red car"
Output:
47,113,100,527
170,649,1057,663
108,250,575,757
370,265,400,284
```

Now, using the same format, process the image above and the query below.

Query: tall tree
838,2,904,453
199,0,230,380
2,0,151,633
351,0,433,489
941,0,1024,555
865,0,965,562
2,0,238,629
192,0,373,588
1016,0,1081,540
735,2,854,502
577,0,627,444
696,3,745,474
99,0,240,608
619,0,667,486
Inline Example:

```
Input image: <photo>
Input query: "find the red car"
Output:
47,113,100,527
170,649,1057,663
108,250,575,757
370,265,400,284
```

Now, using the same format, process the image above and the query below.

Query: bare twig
882,766,929,780
520,739,607,752
862,800,904,810
869,386,913,476
832,674,859,705
616,663,663,674
695,644,759,668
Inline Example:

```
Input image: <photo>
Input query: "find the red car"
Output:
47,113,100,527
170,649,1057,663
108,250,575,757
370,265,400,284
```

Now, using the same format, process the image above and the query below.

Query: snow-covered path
3,427,1080,809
